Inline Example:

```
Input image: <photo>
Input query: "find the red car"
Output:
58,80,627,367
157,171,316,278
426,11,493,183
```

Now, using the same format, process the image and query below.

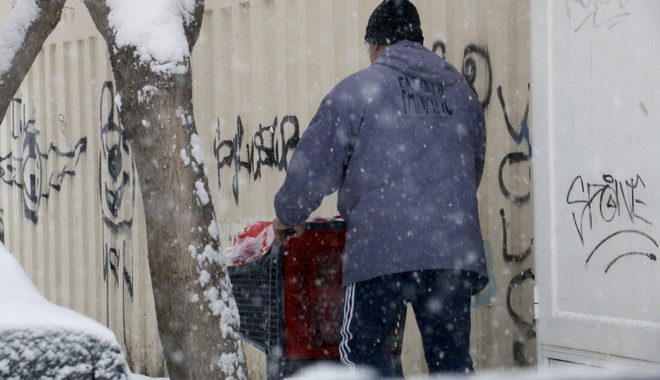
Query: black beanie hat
364,0,424,45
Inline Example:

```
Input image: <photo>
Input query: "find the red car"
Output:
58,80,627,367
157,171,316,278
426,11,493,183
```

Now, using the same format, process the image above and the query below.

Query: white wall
532,0,660,370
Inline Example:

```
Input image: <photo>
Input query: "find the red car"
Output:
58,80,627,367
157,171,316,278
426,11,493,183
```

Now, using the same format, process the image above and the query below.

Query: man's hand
272,217,305,247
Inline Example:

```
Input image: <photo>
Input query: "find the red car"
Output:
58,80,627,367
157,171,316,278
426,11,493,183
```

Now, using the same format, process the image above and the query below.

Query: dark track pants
339,269,475,377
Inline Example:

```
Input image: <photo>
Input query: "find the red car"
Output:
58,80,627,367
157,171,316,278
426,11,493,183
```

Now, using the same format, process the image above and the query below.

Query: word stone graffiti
566,173,657,273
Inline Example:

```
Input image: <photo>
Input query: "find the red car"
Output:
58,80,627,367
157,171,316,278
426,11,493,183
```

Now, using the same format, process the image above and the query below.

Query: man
273,0,488,376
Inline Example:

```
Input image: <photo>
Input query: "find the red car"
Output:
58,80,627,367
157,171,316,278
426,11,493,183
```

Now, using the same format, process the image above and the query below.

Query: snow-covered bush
0,243,130,379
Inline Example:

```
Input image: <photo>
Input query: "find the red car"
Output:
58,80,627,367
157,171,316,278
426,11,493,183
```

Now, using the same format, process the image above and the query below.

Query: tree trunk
84,1,247,378
0,0,67,122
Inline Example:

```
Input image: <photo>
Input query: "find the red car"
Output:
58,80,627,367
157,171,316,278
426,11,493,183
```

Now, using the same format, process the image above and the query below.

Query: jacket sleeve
474,103,487,187
274,91,355,226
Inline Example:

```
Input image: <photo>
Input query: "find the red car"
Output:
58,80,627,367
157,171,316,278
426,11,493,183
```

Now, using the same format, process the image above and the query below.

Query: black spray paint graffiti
434,39,534,366
99,81,136,350
214,42,489,205
0,98,87,223
500,209,532,263
500,207,535,366
211,39,532,365
0,209,4,243
506,268,536,366
497,85,531,204
565,0,631,33
497,83,534,365
213,115,300,204
433,42,493,109
99,82,137,232
567,174,657,273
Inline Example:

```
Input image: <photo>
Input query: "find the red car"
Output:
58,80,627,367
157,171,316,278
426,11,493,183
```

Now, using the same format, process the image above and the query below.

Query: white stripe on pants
340,283,356,371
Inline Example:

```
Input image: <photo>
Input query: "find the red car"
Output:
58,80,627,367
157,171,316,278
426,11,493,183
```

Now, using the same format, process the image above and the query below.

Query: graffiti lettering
497,84,531,205
462,45,493,109
436,40,534,366
585,229,657,272
567,174,650,244
500,208,532,263
498,153,530,205
103,242,134,298
432,41,493,109
10,97,23,139
506,268,536,366
497,86,530,146
565,0,631,32
99,81,136,231
567,173,657,273
98,81,136,350
0,98,87,223
496,79,534,365
431,40,446,59
0,209,4,243
214,115,300,204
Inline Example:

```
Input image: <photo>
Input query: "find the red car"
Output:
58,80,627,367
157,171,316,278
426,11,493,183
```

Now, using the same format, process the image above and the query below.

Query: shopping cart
227,220,347,379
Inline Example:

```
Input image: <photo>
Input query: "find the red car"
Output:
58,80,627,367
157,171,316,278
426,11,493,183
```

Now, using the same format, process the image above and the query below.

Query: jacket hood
373,40,463,86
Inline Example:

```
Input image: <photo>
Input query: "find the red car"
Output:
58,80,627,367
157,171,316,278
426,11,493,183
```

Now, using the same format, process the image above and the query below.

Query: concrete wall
0,1,533,377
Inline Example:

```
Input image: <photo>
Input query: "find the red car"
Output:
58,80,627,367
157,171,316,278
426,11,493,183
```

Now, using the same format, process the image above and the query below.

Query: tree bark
84,1,247,378
0,0,67,123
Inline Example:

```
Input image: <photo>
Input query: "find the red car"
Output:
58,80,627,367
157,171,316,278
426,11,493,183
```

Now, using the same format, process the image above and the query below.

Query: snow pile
0,243,130,379
0,0,39,78
106,0,196,74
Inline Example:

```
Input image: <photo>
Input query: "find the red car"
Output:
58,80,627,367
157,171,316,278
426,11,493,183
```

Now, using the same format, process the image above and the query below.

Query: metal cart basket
228,221,346,379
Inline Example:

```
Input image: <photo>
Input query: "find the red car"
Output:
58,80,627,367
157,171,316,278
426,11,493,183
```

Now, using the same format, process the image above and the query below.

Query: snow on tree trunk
84,1,247,378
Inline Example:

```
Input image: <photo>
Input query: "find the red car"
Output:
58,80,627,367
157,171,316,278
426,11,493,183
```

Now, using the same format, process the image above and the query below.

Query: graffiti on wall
495,82,535,366
433,42,494,110
210,37,535,366
565,0,631,32
435,38,535,365
99,81,136,354
0,97,87,224
567,173,657,273
497,85,531,203
213,115,300,204
214,44,491,205
434,38,535,366
0,209,4,244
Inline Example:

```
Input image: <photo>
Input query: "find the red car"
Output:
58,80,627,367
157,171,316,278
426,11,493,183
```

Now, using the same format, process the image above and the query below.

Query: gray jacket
274,40,488,291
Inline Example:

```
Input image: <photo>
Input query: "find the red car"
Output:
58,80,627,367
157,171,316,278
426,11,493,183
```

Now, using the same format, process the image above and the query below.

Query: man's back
334,41,487,286
275,40,487,288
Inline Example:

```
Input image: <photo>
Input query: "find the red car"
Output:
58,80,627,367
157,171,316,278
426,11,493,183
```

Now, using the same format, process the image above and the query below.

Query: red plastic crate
283,223,346,360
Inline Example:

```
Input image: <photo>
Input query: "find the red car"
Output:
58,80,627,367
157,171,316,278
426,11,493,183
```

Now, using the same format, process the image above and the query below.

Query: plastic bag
228,221,274,264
